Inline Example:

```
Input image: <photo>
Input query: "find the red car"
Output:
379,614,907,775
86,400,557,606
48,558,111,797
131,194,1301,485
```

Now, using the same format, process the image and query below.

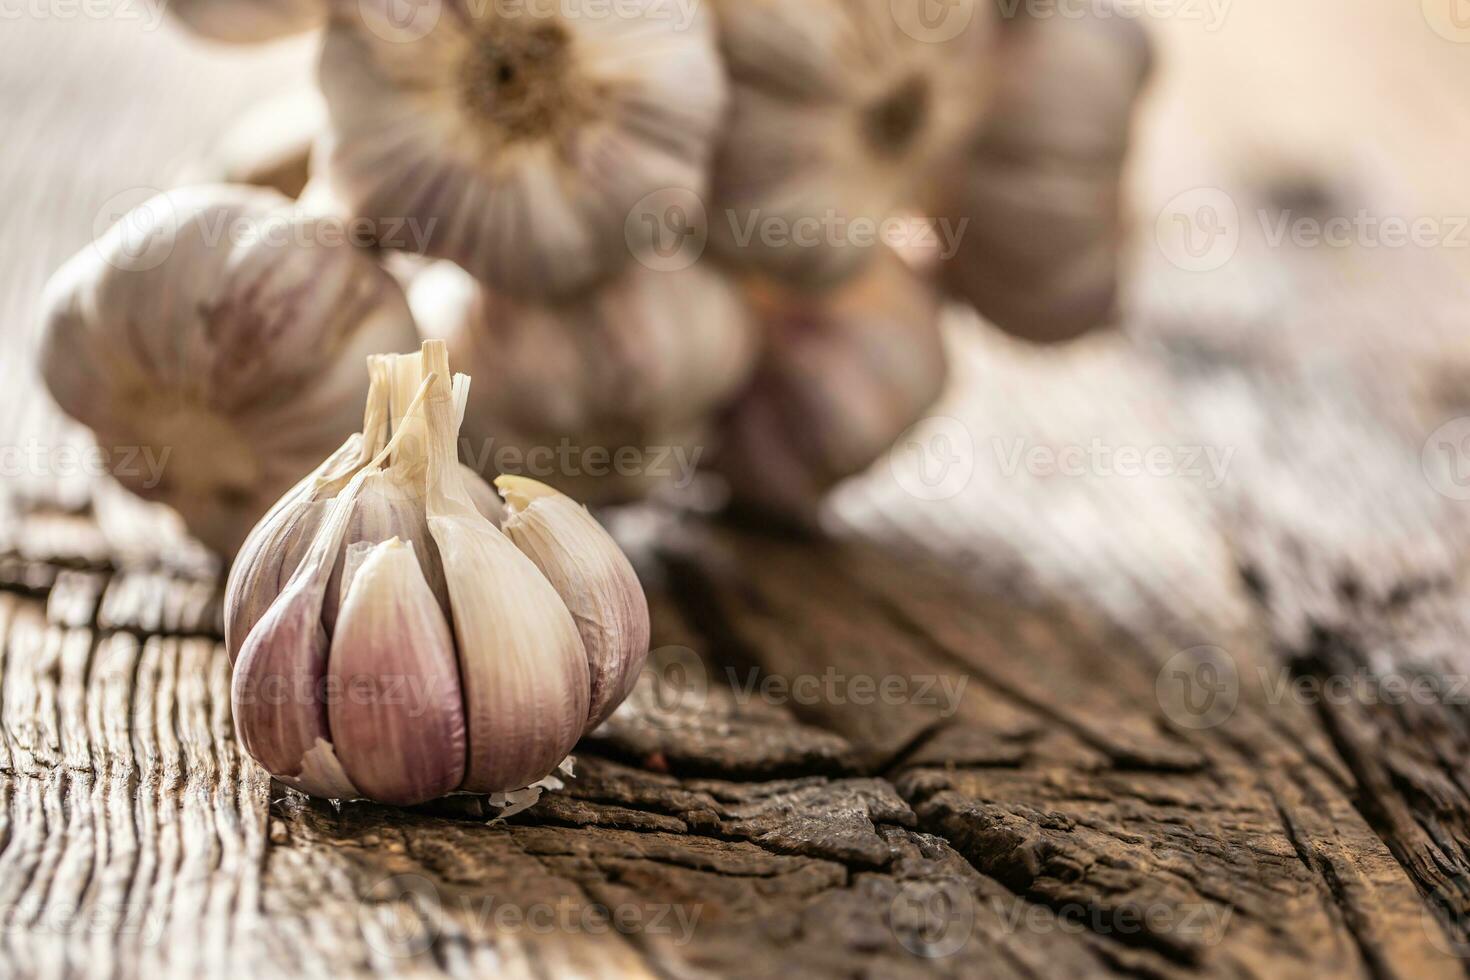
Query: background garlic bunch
228,340,650,804
40,185,419,554
41,0,1153,558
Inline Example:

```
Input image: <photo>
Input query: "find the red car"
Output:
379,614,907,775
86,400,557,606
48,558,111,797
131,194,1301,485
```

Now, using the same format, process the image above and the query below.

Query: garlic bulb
412,260,758,503
319,0,727,299
165,0,324,43
934,9,1152,343
230,340,650,804
716,252,947,521
39,185,420,555
708,0,996,286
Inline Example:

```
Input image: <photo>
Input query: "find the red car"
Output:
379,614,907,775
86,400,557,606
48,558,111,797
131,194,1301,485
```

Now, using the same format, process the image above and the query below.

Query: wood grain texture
8,4,1470,978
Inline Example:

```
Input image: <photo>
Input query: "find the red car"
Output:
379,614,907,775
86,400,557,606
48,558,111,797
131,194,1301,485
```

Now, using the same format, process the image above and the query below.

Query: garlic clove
39,185,420,555
716,251,948,521
323,467,444,631
164,0,324,43
497,476,651,728
421,346,591,793
933,8,1152,343
319,0,727,299
327,538,466,806
232,574,349,797
708,0,997,285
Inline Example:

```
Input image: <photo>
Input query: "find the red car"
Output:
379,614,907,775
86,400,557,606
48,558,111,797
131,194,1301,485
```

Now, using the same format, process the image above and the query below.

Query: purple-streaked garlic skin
498,477,652,729
226,435,363,664
428,509,592,793
323,470,443,632
420,343,592,794
231,583,338,795
327,539,466,806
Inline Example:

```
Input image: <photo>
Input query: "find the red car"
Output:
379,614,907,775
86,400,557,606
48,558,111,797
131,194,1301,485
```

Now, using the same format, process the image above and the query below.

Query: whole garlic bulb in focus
319,0,727,299
933,8,1152,343
716,251,947,523
412,260,758,503
165,0,324,43
230,341,650,805
39,185,420,555
708,0,996,286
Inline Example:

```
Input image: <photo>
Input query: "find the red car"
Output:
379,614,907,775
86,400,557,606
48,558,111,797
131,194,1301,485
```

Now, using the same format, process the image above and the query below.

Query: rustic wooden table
7,5,1470,978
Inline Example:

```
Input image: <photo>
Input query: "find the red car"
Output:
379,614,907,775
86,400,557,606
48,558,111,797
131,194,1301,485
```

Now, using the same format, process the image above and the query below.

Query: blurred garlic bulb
182,88,325,200
716,252,947,522
230,341,650,804
319,0,726,298
165,0,324,43
39,185,420,555
934,8,1152,343
412,260,758,502
709,0,996,285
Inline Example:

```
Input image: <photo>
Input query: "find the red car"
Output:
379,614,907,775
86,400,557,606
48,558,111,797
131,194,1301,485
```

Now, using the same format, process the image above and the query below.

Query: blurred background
4,0,1470,620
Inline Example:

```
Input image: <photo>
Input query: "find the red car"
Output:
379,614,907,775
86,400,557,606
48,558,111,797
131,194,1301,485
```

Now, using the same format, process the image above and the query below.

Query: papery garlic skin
934,9,1152,343
320,0,726,298
717,253,948,521
225,434,363,664
40,185,420,555
327,539,467,805
498,476,651,728
708,0,996,285
419,356,592,794
413,260,757,502
166,0,324,43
